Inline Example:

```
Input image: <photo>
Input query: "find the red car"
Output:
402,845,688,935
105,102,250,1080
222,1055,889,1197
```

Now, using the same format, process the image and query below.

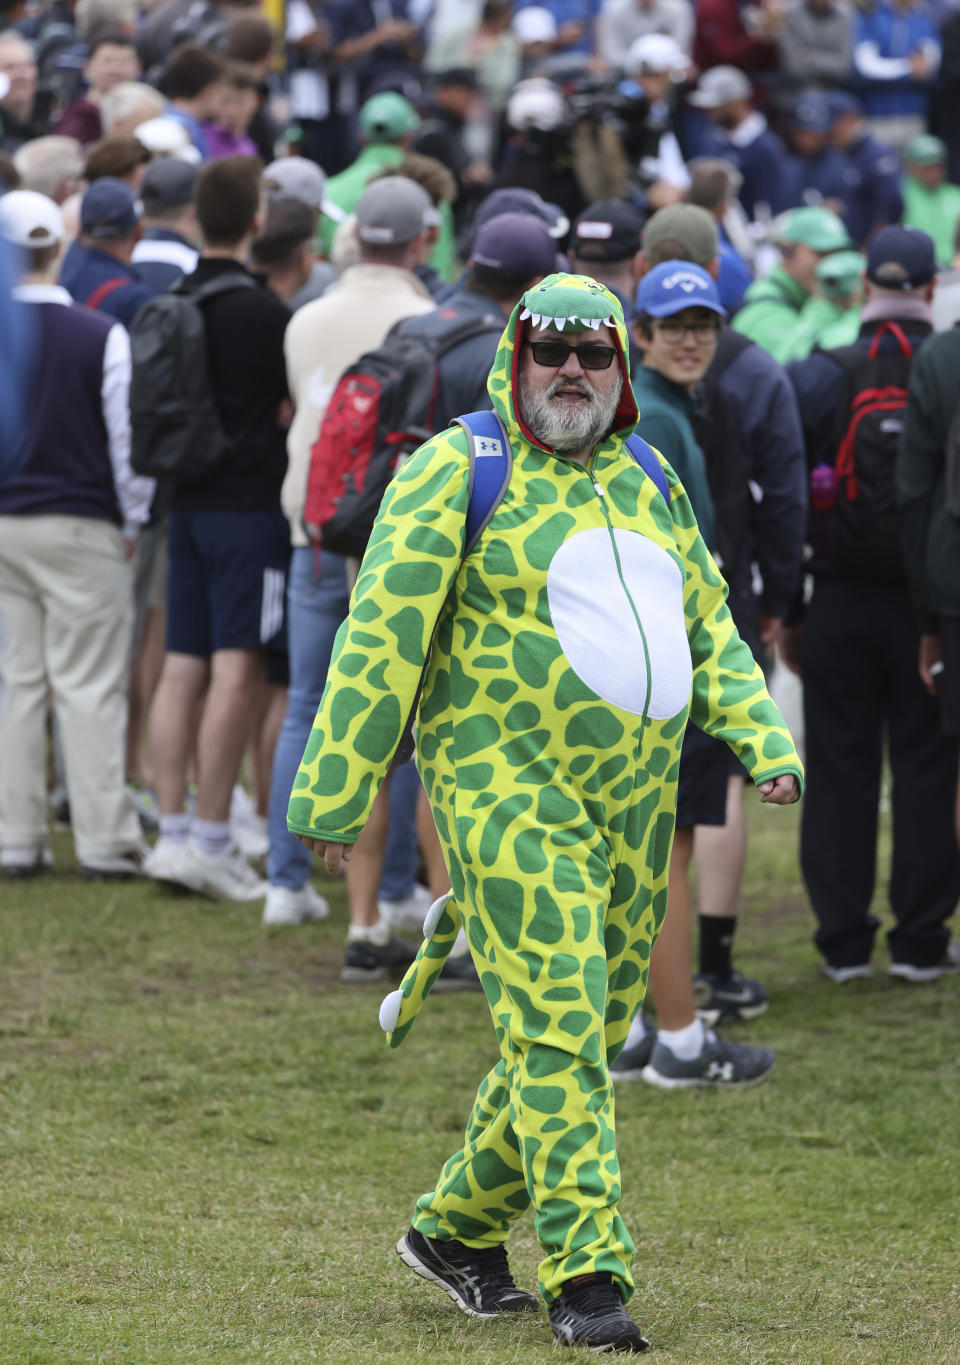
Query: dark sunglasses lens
531,342,569,366
577,345,616,370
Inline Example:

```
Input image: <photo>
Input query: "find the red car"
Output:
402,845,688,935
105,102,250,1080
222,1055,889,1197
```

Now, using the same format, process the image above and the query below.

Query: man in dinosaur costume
288,273,802,1353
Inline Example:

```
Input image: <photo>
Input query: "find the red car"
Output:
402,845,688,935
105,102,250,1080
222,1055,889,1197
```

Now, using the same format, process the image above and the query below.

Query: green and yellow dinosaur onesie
288,274,803,1306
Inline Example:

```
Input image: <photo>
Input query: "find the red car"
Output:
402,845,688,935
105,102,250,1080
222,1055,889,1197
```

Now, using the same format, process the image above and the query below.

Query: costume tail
378,893,463,1049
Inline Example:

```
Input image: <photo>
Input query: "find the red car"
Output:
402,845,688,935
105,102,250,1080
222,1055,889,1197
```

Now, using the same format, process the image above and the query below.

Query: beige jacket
282,264,435,548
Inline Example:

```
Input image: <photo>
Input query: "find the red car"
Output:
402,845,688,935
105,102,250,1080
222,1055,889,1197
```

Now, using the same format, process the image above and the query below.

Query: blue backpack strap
625,432,670,504
456,409,513,556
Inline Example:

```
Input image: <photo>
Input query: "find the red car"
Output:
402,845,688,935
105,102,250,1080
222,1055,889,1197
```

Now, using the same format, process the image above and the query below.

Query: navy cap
828,90,862,121
793,93,831,132
635,259,726,318
866,225,937,290
572,200,645,263
470,211,557,278
141,157,197,212
81,176,140,238
473,187,569,240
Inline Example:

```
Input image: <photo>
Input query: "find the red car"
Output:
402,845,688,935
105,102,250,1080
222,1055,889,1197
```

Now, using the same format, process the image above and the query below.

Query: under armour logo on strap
476,437,503,458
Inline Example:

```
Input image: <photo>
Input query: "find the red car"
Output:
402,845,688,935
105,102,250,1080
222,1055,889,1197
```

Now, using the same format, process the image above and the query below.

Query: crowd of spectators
0,0,958,1086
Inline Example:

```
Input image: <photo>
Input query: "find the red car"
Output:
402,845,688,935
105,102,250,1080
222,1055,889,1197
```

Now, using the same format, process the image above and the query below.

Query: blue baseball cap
471,212,558,278
866,225,937,290
473,187,569,240
828,91,862,121
81,177,141,239
635,260,726,319
793,92,831,132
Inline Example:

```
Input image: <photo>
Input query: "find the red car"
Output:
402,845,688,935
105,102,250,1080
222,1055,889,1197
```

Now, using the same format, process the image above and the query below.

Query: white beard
519,370,624,454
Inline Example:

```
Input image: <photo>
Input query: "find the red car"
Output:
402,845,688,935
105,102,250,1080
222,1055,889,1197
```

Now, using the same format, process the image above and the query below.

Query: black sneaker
397,1226,538,1317
341,935,416,984
693,969,768,1025
642,1033,774,1090
433,952,484,993
610,1014,655,1080
549,1273,648,1352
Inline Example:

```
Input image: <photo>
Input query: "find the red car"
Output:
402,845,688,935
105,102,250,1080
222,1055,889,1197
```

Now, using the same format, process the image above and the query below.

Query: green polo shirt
632,362,717,550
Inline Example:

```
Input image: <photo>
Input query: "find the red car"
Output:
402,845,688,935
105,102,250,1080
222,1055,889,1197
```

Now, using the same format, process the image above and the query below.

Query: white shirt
13,283,155,536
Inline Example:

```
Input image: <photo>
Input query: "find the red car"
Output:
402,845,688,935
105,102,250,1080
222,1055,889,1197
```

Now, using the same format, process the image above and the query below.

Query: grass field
1,801,957,1364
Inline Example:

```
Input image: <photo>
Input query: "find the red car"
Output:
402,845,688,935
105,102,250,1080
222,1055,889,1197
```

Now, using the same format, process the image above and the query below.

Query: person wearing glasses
286,271,802,1353
611,262,778,1090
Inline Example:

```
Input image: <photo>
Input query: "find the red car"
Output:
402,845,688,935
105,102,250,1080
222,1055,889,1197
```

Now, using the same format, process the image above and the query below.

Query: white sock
657,1018,705,1061
347,919,389,946
159,813,191,844
191,819,231,857
625,1011,649,1049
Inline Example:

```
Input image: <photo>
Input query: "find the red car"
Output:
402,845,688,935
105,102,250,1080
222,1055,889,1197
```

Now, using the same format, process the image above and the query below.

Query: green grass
1,804,957,1364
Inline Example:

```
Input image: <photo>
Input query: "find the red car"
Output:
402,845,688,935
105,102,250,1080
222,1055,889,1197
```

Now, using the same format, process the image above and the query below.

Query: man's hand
779,624,803,675
295,835,352,876
757,774,800,805
919,633,942,695
759,614,783,647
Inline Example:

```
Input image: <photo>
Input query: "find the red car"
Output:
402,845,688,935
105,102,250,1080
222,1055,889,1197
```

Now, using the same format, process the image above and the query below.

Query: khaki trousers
0,515,141,862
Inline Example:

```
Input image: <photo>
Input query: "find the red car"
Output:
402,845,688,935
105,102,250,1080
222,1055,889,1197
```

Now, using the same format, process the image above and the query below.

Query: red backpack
302,312,502,558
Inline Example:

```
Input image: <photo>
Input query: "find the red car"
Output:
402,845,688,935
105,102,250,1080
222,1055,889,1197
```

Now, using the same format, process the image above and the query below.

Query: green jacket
732,266,810,365
902,177,960,267
897,324,960,624
632,364,716,549
318,143,458,283
787,296,862,360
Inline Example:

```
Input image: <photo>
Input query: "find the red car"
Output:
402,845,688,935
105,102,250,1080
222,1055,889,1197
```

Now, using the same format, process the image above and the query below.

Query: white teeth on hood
553,316,566,330
519,306,531,320
530,312,542,327
583,316,602,330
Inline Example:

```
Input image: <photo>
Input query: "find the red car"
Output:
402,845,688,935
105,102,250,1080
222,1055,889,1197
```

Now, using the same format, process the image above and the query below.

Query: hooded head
488,271,639,455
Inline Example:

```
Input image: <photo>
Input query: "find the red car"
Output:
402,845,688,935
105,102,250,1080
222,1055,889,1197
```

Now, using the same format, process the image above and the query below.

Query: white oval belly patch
546,527,693,719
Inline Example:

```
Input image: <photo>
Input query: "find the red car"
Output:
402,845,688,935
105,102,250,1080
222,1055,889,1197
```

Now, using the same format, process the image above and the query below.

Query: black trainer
341,935,416,984
549,1273,648,1352
693,969,768,1025
397,1226,539,1317
434,952,484,993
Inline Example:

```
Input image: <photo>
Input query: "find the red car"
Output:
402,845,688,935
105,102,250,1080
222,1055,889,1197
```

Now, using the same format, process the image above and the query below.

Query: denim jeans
267,546,420,894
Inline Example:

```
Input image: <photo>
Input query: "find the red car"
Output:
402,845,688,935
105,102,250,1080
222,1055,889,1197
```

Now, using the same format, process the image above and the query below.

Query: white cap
506,78,566,133
262,157,327,211
0,189,64,247
688,65,752,109
512,6,558,45
626,33,688,77
133,116,202,164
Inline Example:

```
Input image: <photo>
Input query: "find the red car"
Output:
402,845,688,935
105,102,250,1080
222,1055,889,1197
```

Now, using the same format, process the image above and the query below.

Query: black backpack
303,312,504,557
810,320,917,582
129,273,255,484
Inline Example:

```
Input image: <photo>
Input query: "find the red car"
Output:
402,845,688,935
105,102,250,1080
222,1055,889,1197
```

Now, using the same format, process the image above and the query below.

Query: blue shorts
166,508,291,658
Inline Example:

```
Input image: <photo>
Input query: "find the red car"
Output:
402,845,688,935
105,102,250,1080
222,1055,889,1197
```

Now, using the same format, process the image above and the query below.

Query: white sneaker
821,962,872,984
262,883,330,926
378,883,434,933
144,837,202,891
232,811,269,860
1,845,53,878
889,939,960,983
182,841,267,902
80,846,147,880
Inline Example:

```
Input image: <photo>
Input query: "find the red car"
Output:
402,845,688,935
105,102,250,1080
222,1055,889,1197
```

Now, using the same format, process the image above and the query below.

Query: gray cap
641,203,718,269
262,156,327,211
688,65,752,110
141,157,197,212
355,176,438,246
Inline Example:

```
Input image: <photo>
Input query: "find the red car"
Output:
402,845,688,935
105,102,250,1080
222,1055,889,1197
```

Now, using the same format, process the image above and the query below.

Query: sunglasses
528,341,618,371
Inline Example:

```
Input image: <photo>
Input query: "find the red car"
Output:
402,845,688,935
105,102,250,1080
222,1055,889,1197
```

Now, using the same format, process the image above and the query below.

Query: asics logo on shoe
432,1249,483,1310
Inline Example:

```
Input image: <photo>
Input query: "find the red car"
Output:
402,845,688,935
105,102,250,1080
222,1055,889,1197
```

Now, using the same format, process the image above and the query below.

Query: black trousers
801,578,960,968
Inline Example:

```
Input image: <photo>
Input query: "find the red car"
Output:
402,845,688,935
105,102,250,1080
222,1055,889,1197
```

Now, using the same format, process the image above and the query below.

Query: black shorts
166,507,290,658
939,614,960,736
675,724,732,829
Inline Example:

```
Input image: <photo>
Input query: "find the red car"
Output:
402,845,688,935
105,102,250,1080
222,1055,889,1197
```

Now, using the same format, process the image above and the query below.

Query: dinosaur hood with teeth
489,272,640,452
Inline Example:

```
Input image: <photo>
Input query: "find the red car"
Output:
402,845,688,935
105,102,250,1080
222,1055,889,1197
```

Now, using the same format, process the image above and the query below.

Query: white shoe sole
396,1235,495,1319
640,1062,773,1090
888,962,960,983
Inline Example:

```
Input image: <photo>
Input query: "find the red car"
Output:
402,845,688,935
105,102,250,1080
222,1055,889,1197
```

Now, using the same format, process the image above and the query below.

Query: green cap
905,133,947,167
816,249,865,298
359,91,420,144
778,205,851,253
